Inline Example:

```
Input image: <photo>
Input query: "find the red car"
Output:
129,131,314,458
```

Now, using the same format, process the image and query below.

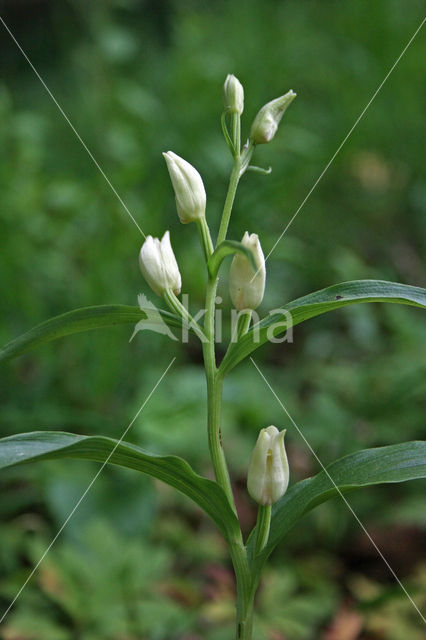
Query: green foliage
220,280,426,373
0,431,240,542
1,432,424,613
1,0,426,636
254,561,338,639
0,305,182,364
0,520,198,640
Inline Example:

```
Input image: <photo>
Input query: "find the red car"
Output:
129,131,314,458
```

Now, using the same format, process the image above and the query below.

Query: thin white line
0,16,146,239
0,357,175,624
261,16,426,271
250,357,426,624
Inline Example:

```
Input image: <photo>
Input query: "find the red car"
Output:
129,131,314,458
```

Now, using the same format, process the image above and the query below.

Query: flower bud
163,151,206,224
250,89,296,145
223,74,244,115
139,231,181,297
247,426,289,506
229,232,265,311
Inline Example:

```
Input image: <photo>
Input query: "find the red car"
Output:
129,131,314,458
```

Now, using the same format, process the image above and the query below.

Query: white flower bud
229,232,265,311
250,90,296,145
139,231,181,297
163,151,206,224
223,74,244,115
247,426,289,506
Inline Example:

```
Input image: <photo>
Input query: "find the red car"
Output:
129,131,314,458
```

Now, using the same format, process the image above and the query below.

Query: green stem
236,592,254,640
202,273,235,509
217,140,255,245
233,506,271,639
205,365,236,509
201,152,244,513
203,279,254,637
163,290,206,342
217,160,242,245
203,288,256,640
204,147,259,638
228,540,254,640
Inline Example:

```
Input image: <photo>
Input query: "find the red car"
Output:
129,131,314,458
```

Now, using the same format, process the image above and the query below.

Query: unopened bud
223,74,244,115
163,151,206,224
250,90,296,145
247,426,289,505
229,232,265,311
139,231,181,297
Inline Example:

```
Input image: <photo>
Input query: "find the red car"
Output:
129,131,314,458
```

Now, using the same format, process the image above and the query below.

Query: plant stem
217,160,242,245
202,272,236,509
204,151,258,638
203,150,244,507
229,540,254,640
205,365,236,510
236,591,254,640
163,290,206,342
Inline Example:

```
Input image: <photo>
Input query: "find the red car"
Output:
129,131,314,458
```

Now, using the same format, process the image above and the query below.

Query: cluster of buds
137,75,294,505
138,75,295,304
139,151,206,298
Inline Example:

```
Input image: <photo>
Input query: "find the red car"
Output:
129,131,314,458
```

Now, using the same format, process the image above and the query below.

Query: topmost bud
250,89,296,145
223,74,244,115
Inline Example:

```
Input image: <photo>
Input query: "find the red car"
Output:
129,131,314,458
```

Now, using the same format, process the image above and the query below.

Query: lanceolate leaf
248,441,426,570
208,240,257,278
220,280,426,375
0,431,240,542
0,305,183,364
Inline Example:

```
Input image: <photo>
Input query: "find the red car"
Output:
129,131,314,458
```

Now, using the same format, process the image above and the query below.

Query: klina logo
131,294,294,345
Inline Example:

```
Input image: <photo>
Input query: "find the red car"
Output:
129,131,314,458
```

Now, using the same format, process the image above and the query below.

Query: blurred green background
1,1,425,638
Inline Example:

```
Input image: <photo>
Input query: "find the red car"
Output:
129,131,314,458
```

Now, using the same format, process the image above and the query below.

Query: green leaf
0,431,240,542
220,280,426,375
207,240,257,278
248,441,426,568
0,304,183,364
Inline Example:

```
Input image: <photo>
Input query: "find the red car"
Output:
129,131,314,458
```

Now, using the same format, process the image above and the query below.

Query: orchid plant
0,75,425,638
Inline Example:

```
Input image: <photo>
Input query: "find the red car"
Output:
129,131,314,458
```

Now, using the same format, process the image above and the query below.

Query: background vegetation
1,1,425,638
